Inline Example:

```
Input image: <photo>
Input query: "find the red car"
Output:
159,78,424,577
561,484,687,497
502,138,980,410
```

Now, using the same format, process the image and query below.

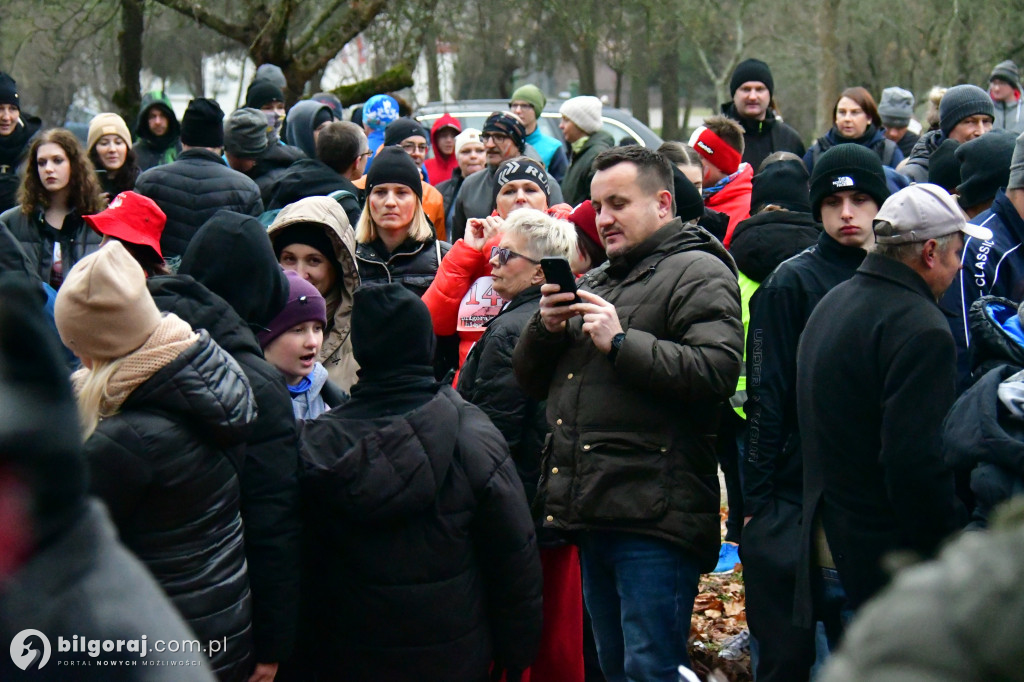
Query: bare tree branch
147,0,255,45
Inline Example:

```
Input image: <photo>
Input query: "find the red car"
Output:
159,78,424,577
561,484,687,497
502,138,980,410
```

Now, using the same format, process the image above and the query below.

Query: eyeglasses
358,150,372,158
491,245,540,266
480,132,510,143
400,142,429,153
509,102,533,111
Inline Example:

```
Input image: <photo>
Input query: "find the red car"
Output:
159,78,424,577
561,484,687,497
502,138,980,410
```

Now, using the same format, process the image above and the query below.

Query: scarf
72,313,198,418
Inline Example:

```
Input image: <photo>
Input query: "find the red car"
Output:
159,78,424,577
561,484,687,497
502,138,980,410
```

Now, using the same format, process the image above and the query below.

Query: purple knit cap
258,270,328,348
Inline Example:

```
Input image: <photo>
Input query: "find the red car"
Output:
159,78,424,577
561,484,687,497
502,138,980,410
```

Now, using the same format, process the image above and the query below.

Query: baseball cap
873,183,993,244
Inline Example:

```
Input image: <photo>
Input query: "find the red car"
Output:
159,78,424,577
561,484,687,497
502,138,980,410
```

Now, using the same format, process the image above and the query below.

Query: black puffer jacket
0,206,104,288
148,275,301,664
356,235,450,298
250,143,305,206
513,218,744,572
134,149,263,258
298,383,543,681
729,210,820,282
85,331,257,681
267,158,362,226
458,286,547,511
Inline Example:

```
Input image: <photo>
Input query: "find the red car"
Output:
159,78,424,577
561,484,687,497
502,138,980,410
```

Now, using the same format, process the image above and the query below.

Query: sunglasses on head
490,245,540,266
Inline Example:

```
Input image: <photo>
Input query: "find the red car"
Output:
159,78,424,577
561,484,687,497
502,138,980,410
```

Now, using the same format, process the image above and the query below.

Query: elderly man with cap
135,98,264,260
559,96,614,206
451,111,564,241
509,84,569,183
989,60,1024,133
901,84,994,182
720,59,805,170
0,72,42,213
879,86,920,157
740,145,887,682
795,183,985,651
942,128,1024,390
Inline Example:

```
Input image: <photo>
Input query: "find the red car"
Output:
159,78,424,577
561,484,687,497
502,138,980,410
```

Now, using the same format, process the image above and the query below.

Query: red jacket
706,163,753,248
424,114,461,186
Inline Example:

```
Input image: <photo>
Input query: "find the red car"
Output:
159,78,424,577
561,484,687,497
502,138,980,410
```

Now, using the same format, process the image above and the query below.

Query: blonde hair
74,357,127,438
355,195,434,244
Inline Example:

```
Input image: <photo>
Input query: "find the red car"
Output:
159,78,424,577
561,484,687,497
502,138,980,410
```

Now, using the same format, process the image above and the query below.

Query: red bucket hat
83,191,166,259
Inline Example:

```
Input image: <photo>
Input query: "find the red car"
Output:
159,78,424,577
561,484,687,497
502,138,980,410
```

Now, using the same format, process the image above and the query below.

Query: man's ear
657,188,674,218
921,239,939,268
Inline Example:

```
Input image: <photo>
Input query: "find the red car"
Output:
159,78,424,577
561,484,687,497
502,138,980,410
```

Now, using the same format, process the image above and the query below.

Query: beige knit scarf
72,313,199,418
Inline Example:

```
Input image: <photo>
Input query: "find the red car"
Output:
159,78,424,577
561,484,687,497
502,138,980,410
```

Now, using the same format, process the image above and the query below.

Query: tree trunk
112,0,144,123
628,10,651,125
659,30,680,140
816,0,841,136
577,40,597,96
424,27,441,102
613,69,624,109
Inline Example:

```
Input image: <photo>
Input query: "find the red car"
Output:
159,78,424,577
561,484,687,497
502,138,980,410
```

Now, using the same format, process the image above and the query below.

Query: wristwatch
608,332,626,363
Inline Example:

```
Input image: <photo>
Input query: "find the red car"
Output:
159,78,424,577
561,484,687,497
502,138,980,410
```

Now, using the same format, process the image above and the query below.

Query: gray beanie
878,87,915,128
1006,129,1024,191
939,84,994,138
990,60,1021,92
224,107,270,158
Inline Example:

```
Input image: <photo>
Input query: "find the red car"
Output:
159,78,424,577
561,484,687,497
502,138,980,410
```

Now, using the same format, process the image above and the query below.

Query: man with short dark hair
451,111,563,241
133,90,182,172
267,121,367,224
509,84,568,182
796,183,981,645
689,115,752,246
135,98,264,259
0,72,42,213
721,59,805,170
514,145,743,681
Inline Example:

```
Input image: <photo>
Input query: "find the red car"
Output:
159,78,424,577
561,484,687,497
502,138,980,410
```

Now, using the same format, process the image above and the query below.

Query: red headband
688,126,742,175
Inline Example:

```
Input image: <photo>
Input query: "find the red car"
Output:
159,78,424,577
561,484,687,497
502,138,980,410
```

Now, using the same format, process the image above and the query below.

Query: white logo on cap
696,141,714,156
832,176,854,189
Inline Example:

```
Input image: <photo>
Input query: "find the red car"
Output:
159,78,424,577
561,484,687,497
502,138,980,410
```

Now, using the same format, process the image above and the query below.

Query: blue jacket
524,128,568,183
941,189,1024,390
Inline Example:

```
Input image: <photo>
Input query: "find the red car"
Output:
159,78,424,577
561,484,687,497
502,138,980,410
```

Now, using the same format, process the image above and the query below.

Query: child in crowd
258,270,345,419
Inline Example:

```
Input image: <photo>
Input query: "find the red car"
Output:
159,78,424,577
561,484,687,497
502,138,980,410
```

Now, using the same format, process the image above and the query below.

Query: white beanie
559,96,603,135
454,128,482,155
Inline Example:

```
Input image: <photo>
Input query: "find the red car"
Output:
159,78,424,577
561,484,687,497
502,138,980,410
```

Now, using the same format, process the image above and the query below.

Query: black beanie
0,278,87,547
956,128,1017,209
271,223,341,273
939,84,994,138
752,158,811,213
808,144,890,220
730,59,774,98
927,139,962,194
672,166,705,221
384,117,427,146
365,146,424,200
351,283,435,371
245,79,285,110
180,97,225,148
0,71,19,108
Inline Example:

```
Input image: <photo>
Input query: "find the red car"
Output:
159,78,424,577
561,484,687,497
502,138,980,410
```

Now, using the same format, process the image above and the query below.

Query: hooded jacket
135,149,264,259
424,114,461,186
267,200,361,390
133,91,181,172
267,158,361,225
284,100,332,158
721,102,807,171
704,163,754,248
0,112,42,213
147,270,302,665
85,331,258,680
561,130,615,207
298,383,543,681
513,218,744,571
804,125,904,175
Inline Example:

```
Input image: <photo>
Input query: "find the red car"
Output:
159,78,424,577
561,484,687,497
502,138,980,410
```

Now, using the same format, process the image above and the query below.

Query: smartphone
540,257,580,305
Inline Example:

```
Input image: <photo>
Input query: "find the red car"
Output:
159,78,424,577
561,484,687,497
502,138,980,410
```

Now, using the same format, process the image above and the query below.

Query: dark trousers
716,407,745,544
741,498,816,682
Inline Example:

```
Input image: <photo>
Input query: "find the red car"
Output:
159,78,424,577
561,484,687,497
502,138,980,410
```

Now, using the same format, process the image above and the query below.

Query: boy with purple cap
259,270,343,419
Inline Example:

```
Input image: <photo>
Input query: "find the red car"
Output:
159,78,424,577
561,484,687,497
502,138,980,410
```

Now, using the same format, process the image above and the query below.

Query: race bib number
457,276,506,332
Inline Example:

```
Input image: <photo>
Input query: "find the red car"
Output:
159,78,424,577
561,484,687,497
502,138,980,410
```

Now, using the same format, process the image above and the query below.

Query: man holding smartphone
513,146,744,681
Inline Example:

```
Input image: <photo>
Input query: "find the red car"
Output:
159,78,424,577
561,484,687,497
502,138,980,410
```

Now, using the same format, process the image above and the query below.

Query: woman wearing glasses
422,156,572,380
457,208,587,682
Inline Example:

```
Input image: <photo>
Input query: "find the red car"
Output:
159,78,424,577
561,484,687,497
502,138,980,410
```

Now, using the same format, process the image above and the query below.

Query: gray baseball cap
873,183,993,244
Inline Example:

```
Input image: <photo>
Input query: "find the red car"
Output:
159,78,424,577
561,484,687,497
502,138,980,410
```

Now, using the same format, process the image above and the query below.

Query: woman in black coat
298,283,542,682
55,241,257,681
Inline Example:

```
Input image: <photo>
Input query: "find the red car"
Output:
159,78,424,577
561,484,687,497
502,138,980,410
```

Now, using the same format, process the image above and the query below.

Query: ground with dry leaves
686,510,752,681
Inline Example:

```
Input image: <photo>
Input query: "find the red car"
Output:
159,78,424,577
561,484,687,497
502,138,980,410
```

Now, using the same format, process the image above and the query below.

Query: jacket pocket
574,431,670,523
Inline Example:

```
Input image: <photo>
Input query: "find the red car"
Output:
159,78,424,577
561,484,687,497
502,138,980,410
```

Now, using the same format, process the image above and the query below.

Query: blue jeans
579,531,702,682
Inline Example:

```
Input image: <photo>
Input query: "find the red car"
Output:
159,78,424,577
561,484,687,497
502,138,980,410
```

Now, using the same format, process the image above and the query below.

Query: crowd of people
3,54,1024,682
